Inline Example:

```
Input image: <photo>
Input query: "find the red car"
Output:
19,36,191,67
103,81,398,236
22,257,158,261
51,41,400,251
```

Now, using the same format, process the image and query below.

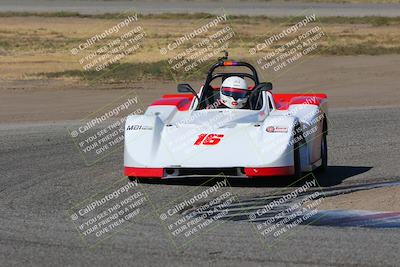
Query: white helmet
220,76,249,109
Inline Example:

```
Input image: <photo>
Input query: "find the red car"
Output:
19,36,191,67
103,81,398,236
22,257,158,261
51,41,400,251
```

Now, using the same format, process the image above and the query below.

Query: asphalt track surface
2,0,400,17
1,106,400,266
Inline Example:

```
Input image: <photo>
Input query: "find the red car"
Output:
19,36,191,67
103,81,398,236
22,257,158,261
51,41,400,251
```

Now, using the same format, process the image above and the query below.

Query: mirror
255,82,273,91
177,83,199,101
177,83,194,93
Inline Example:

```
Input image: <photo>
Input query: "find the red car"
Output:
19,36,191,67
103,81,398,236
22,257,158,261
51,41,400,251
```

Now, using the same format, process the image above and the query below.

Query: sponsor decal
266,126,288,133
126,125,153,131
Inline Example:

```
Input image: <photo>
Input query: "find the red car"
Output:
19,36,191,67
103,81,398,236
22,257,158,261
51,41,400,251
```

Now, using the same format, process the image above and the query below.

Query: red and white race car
124,58,328,179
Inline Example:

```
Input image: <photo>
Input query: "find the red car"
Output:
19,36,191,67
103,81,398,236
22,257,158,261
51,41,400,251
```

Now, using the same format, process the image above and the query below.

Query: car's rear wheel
316,134,328,173
293,132,302,180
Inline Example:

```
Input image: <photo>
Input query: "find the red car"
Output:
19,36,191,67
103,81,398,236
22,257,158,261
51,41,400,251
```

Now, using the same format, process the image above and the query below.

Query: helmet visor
221,87,248,100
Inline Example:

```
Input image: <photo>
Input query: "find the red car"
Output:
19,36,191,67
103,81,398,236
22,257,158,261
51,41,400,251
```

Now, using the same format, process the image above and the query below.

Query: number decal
194,134,224,146
194,133,207,145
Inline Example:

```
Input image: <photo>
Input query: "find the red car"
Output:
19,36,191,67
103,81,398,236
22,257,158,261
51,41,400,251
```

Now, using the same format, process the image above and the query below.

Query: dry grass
0,14,400,80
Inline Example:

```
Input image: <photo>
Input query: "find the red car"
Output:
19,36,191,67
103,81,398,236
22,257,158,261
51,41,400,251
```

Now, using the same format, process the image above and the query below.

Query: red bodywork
273,93,327,110
149,94,194,111
149,92,327,112
124,166,294,179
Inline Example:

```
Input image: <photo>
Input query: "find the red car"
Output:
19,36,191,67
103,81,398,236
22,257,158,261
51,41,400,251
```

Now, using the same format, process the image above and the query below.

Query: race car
124,57,328,179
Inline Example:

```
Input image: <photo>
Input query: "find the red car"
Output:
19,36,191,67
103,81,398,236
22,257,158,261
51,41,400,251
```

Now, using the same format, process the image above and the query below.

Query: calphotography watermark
160,12,236,81
69,179,150,246
162,106,235,162
160,14,228,54
246,92,331,164
71,10,146,75
249,173,326,249
154,177,238,248
69,91,144,165
248,12,327,79
71,14,139,55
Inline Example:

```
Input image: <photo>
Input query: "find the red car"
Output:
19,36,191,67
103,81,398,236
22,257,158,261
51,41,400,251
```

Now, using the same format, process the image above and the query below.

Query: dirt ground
1,54,399,123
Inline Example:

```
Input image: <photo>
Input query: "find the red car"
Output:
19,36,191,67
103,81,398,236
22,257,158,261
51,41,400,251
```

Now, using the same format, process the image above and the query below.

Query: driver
219,76,249,109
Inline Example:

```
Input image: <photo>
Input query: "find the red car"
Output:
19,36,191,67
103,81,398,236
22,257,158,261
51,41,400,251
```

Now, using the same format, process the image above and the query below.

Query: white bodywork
124,91,328,178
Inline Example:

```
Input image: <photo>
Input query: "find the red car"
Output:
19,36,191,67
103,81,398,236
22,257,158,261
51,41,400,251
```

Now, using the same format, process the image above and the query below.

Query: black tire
316,134,328,173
